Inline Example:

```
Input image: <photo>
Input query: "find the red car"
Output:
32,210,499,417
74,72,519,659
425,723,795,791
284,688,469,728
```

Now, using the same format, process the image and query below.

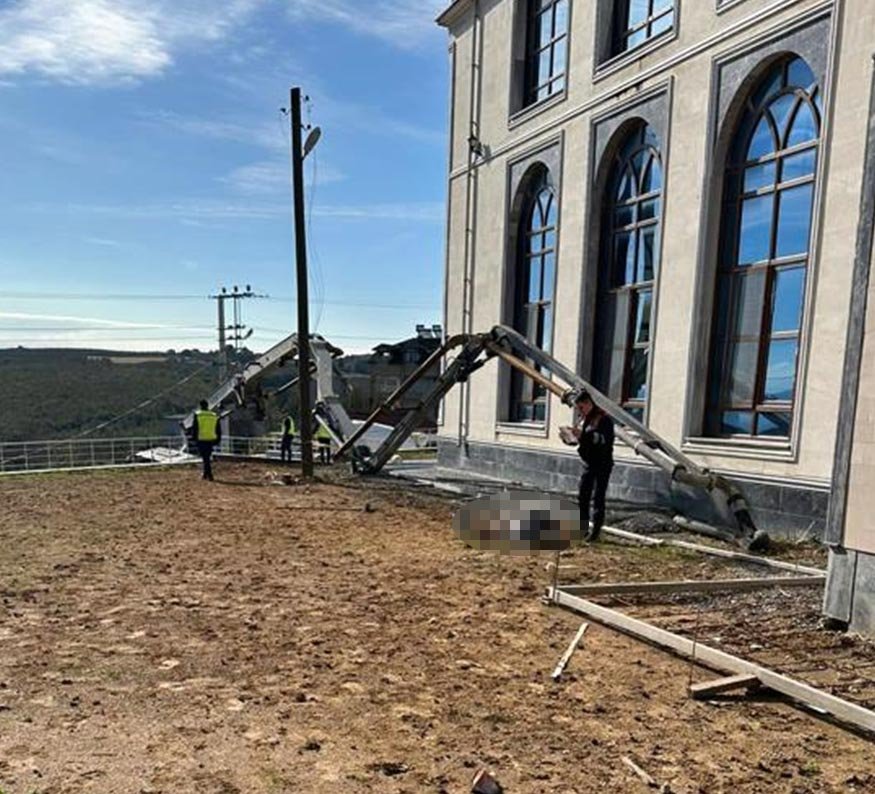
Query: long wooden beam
602,526,826,577
550,587,875,735
558,575,824,598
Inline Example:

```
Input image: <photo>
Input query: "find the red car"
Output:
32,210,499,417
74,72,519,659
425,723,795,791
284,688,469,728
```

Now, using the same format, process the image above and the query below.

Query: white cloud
0,311,208,331
36,198,444,223
314,203,444,222
285,0,446,49
0,0,261,85
139,109,288,152
221,158,345,195
83,236,122,247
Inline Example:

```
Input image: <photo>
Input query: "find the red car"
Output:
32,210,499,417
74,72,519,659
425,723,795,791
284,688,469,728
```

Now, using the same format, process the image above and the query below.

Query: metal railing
220,435,290,459
0,428,439,476
0,436,192,475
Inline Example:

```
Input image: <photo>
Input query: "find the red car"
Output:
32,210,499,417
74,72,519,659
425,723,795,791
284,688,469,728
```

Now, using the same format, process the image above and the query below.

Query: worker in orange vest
192,400,221,481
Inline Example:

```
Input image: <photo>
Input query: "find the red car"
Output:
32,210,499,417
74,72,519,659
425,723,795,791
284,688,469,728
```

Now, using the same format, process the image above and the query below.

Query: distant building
436,0,875,632
340,325,443,426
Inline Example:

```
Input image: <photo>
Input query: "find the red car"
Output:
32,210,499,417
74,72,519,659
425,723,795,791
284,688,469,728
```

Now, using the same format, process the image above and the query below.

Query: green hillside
0,348,223,442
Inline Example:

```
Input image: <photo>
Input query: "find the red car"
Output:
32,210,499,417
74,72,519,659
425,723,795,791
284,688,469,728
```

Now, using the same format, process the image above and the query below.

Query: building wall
438,0,874,537
821,4,875,633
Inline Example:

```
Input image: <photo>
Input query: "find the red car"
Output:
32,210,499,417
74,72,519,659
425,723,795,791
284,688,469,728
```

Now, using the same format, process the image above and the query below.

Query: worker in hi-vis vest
280,414,296,464
315,421,332,465
192,400,221,481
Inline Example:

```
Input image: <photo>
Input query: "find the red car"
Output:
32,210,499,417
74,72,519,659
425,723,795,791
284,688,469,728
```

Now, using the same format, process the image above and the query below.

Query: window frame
510,178,559,424
705,57,822,441
521,0,570,111
594,124,664,420
612,0,675,59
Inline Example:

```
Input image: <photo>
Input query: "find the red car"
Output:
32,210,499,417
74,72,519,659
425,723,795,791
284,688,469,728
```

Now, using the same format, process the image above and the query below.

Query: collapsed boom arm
335,325,768,550
182,333,349,434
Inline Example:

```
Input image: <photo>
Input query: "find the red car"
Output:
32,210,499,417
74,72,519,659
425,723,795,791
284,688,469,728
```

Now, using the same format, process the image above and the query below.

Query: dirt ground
1,462,873,794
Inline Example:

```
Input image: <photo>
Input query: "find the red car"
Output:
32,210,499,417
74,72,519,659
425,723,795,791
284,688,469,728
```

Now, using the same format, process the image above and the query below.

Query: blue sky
0,0,448,353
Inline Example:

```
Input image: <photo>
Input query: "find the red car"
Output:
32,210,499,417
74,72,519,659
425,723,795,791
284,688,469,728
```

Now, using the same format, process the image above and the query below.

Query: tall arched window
511,169,558,423
593,123,663,421
706,56,821,439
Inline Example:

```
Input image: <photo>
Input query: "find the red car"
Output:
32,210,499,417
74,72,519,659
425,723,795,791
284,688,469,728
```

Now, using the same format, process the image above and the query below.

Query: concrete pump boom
335,325,769,552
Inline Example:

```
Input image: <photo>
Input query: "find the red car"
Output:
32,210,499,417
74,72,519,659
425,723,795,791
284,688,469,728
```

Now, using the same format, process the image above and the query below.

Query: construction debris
471,768,503,794
550,587,875,735
690,673,761,700
558,575,824,598
621,756,658,788
672,515,738,544
551,621,588,681
603,526,825,577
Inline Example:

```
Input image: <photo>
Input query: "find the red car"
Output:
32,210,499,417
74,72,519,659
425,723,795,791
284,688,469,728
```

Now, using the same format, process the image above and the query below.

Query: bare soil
0,462,873,794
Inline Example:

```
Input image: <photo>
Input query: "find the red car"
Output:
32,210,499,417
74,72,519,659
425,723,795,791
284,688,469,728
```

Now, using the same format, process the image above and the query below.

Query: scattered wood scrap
602,525,825,577
471,768,503,794
552,621,588,681
558,576,824,598
621,756,658,788
690,673,761,700
550,587,875,735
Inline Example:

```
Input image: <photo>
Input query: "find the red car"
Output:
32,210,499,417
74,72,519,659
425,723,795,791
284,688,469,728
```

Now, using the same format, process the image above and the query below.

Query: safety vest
195,410,219,442
283,416,296,436
315,423,332,441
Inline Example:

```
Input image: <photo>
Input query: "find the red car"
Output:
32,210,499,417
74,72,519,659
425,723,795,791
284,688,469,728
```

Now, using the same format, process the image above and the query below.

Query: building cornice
436,0,473,29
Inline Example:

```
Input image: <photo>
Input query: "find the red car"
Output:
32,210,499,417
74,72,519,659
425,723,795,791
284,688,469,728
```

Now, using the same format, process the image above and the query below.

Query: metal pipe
487,326,765,546
458,0,482,449
335,335,469,460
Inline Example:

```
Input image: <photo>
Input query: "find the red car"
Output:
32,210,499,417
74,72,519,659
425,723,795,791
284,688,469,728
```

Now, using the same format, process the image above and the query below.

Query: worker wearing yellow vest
315,421,332,465
280,414,296,464
192,400,221,481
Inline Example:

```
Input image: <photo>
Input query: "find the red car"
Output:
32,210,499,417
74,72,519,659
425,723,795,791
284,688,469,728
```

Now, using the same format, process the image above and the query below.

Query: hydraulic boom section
182,333,353,438
336,325,769,551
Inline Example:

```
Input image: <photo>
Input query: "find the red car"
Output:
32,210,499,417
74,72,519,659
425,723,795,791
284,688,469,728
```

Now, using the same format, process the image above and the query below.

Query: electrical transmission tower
209,285,267,382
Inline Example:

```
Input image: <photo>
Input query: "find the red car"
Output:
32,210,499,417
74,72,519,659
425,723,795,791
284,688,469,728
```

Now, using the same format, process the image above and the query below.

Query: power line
74,361,215,439
266,298,438,310
0,326,218,333
3,292,438,311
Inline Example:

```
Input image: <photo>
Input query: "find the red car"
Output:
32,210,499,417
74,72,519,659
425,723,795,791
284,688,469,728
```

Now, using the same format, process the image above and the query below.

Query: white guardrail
0,436,193,475
0,430,438,476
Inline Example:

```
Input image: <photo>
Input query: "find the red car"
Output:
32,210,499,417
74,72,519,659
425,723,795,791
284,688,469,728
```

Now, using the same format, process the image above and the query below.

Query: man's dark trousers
579,463,612,539
198,441,215,481
280,436,293,463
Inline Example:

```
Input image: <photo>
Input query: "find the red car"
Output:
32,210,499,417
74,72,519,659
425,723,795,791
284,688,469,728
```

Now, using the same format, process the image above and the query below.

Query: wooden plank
559,576,824,597
550,588,875,735
621,756,658,788
689,673,761,699
551,621,588,681
602,526,826,577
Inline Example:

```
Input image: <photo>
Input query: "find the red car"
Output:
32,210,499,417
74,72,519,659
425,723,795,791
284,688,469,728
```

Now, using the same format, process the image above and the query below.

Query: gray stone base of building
824,548,875,635
438,439,829,541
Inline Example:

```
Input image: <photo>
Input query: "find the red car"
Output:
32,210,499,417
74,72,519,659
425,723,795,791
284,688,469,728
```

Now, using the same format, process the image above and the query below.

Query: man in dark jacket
192,400,221,481
280,415,295,464
571,390,614,541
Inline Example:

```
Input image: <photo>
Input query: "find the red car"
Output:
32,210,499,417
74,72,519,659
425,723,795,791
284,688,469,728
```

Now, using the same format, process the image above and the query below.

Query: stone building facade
436,0,875,631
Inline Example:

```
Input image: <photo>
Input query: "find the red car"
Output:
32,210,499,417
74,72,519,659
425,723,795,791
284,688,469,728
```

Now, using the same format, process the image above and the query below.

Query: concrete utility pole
210,286,264,383
289,87,315,478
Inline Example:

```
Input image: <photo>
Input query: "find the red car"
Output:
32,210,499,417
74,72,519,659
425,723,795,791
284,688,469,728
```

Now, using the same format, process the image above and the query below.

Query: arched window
510,170,558,423
706,56,821,438
524,0,568,107
593,123,663,420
